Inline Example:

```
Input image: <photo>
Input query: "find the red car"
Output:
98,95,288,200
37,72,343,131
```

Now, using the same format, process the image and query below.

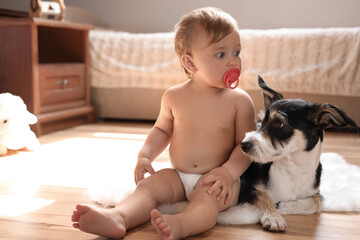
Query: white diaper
176,170,202,200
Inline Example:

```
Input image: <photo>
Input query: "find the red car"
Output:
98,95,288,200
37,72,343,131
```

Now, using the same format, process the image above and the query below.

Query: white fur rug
87,153,360,225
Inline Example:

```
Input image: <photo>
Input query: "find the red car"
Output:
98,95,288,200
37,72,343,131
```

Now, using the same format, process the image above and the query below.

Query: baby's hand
200,167,234,204
134,157,155,184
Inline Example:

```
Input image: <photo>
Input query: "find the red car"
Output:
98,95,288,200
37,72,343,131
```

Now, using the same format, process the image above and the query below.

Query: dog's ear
258,75,284,109
312,103,359,132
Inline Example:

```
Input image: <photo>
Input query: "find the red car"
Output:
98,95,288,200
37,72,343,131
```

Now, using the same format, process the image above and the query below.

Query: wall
1,0,360,32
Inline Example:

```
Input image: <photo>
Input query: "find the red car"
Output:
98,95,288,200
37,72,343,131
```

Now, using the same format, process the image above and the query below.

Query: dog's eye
3,120,7,124
274,121,284,129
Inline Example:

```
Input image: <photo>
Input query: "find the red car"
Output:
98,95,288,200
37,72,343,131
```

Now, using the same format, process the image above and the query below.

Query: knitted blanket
89,28,360,97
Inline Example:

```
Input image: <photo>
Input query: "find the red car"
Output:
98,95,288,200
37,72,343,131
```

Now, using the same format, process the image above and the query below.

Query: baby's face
191,29,242,89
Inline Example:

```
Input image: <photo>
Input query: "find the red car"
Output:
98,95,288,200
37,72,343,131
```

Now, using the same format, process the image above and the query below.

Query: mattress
89,27,360,97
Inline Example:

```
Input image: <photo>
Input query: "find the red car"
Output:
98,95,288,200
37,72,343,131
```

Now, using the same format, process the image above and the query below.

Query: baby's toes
71,211,81,222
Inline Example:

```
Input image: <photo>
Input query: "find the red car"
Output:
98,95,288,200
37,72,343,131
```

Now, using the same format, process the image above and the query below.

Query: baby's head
174,7,239,78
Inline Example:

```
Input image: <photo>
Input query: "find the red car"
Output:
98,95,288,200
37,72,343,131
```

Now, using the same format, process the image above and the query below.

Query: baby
71,7,256,240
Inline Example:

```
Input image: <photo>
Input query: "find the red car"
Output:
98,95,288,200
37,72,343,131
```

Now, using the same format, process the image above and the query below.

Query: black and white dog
161,76,359,231
218,76,359,232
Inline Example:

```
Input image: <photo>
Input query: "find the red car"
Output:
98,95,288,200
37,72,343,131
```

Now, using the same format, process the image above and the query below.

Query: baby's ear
181,54,197,74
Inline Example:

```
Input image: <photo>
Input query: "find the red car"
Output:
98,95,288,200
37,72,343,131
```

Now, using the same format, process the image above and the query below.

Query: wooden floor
0,121,359,240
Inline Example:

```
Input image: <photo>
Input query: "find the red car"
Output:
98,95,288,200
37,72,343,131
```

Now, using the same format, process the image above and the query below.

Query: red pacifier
223,68,241,89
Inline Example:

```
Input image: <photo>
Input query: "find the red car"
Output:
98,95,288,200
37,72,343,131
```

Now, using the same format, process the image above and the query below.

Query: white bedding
89,27,360,97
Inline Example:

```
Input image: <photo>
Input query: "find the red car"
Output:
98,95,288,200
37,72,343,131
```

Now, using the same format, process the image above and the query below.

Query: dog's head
241,76,359,163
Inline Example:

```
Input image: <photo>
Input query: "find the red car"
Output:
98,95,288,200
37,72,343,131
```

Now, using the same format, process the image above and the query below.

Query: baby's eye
234,50,240,57
216,52,225,58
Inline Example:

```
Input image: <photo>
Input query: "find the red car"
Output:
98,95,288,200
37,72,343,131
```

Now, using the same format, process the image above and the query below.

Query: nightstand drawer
39,63,87,113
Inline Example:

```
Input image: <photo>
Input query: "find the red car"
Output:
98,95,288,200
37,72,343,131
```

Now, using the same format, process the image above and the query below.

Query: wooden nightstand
0,17,95,136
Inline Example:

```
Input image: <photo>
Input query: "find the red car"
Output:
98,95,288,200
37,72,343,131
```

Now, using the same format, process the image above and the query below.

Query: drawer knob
56,79,70,86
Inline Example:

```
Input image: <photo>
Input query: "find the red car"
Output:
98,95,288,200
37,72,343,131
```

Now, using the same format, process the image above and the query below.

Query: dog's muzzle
241,141,253,153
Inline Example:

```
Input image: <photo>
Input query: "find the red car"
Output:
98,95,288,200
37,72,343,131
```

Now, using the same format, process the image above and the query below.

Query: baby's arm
201,91,256,203
135,90,174,184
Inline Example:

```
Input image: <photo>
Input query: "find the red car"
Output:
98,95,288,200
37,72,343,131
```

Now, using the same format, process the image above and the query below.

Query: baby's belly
169,129,234,174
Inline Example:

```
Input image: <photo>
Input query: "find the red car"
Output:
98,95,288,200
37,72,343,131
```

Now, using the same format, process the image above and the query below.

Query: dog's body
218,77,358,231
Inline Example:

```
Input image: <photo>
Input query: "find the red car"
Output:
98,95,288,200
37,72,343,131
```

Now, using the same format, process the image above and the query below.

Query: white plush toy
0,93,40,156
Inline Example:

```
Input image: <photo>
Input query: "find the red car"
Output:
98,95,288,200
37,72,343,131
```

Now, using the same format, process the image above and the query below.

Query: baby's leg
151,176,240,239
71,169,185,238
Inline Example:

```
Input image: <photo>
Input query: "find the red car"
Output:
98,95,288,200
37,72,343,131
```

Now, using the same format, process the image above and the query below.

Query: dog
226,76,359,232
159,76,359,230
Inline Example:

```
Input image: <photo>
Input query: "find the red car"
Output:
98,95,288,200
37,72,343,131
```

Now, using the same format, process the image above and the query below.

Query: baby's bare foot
151,209,184,240
71,204,126,238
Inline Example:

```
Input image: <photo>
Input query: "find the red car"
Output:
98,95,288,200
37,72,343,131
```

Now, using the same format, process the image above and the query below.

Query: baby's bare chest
173,99,236,131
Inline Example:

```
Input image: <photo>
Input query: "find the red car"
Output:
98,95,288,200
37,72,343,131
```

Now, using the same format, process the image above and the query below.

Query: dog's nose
241,141,253,153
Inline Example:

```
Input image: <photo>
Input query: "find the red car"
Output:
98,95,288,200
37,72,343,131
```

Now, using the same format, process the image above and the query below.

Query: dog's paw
260,213,287,232
277,201,295,215
277,197,320,215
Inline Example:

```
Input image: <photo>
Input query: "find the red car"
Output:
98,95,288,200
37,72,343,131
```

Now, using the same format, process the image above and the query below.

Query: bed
89,27,360,125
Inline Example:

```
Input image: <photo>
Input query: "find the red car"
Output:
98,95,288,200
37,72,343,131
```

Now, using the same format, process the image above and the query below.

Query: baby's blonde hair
174,7,239,78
